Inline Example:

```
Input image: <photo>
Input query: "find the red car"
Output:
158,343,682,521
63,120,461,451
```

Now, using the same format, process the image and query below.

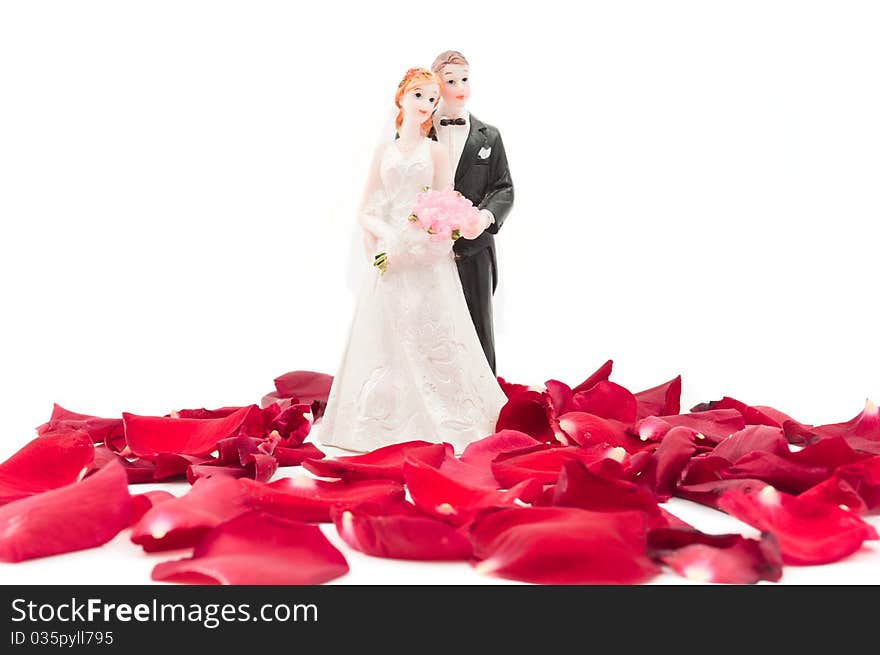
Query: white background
1,1,878,584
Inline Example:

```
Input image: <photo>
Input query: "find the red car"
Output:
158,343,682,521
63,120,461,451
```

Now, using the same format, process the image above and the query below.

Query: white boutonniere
478,146,491,159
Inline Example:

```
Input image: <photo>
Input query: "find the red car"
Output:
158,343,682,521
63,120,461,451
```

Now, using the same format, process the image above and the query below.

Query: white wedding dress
317,138,508,454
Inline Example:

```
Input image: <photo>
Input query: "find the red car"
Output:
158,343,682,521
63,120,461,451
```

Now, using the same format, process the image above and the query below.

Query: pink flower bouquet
408,186,483,242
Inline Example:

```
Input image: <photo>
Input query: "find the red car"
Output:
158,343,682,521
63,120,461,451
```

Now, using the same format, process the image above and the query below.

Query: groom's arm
479,129,513,235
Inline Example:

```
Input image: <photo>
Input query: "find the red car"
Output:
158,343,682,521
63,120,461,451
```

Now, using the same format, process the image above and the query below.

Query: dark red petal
690,396,793,428
333,500,472,560
717,486,879,565
275,442,325,467
405,456,540,526
571,359,614,395
152,510,348,585
302,441,446,482
676,478,771,510
0,460,132,562
492,444,628,487
544,379,575,417
123,405,258,457
496,375,533,399
801,455,880,513
783,399,880,447
273,370,334,403
186,453,278,484
640,427,707,498
557,411,648,453
786,436,869,470
633,409,746,444
130,490,176,525
680,454,734,486
799,477,868,514
550,460,661,516
241,475,405,523
495,390,555,442
647,528,783,584
712,425,791,462
634,376,682,421
36,403,125,447
721,451,830,495
469,506,659,584
459,430,543,484
0,431,94,505
264,402,313,445
130,476,250,551
153,453,213,482
571,381,638,423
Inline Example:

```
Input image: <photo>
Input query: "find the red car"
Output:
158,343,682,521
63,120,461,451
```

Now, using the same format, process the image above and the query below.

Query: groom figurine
430,50,514,376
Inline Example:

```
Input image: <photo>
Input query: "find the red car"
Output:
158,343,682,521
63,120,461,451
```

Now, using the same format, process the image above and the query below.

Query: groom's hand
478,209,495,232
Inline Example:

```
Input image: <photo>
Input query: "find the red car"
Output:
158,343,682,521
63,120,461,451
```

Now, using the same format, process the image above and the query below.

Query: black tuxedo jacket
430,115,514,259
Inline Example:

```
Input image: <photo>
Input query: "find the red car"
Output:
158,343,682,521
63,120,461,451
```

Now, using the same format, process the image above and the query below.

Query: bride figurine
317,67,508,455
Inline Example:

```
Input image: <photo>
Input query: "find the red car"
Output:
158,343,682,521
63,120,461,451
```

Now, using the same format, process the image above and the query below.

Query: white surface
1,1,879,584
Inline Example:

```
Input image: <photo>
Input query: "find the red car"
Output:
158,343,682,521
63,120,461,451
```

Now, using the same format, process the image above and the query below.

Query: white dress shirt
433,103,495,231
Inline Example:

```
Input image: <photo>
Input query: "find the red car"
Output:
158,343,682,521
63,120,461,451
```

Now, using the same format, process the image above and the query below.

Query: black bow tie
439,117,466,126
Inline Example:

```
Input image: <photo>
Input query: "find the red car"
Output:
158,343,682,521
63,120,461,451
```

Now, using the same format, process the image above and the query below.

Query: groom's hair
431,50,469,75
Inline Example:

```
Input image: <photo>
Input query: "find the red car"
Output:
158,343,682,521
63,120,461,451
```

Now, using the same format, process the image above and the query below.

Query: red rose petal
36,403,125,449
783,399,880,447
333,500,472,560
549,460,661,517
640,427,708,498
495,390,556,442
571,381,638,423
273,370,334,404
469,506,660,584
131,490,176,525
801,455,880,513
152,510,348,585
186,453,278,484
263,402,313,445
712,425,792,462
0,431,95,505
557,411,648,453
571,359,614,395
717,486,878,565
647,528,783,584
130,476,250,552
492,444,629,487
240,475,405,523
0,460,132,562
544,379,575,417
786,436,869,470
676,478,771,510
799,477,868,514
634,375,682,421
459,430,543,485
405,456,540,526
633,409,746,444
690,396,793,428
302,441,447,482
721,451,830,495
275,442,325,467
123,405,258,457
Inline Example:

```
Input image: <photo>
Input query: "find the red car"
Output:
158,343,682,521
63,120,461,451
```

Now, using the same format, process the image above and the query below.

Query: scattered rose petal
152,510,348,585
0,431,95,505
123,405,258,458
548,460,661,518
676,478,771,510
241,475,405,523
633,409,746,444
405,456,541,526
690,396,794,428
783,399,880,448
131,490,176,525
275,442,325,467
712,426,792,462
469,506,659,584
130,476,251,552
186,453,278,484
333,500,473,560
571,381,638,423
634,375,682,421
647,527,783,584
557,411,648,453
36,404,125,450
494,390,555,442
640,427,708,498
721,452,830,495
459,430,543,485
717,486,878,565
0,460,132,562
571,359,614,395
492,444,627,487
302,441,447,482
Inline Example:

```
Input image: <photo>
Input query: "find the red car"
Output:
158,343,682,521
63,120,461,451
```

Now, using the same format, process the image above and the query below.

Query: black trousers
454,247,498,375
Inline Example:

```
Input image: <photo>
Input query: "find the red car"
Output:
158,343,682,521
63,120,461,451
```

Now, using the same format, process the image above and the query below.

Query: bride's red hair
395,67,440,135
